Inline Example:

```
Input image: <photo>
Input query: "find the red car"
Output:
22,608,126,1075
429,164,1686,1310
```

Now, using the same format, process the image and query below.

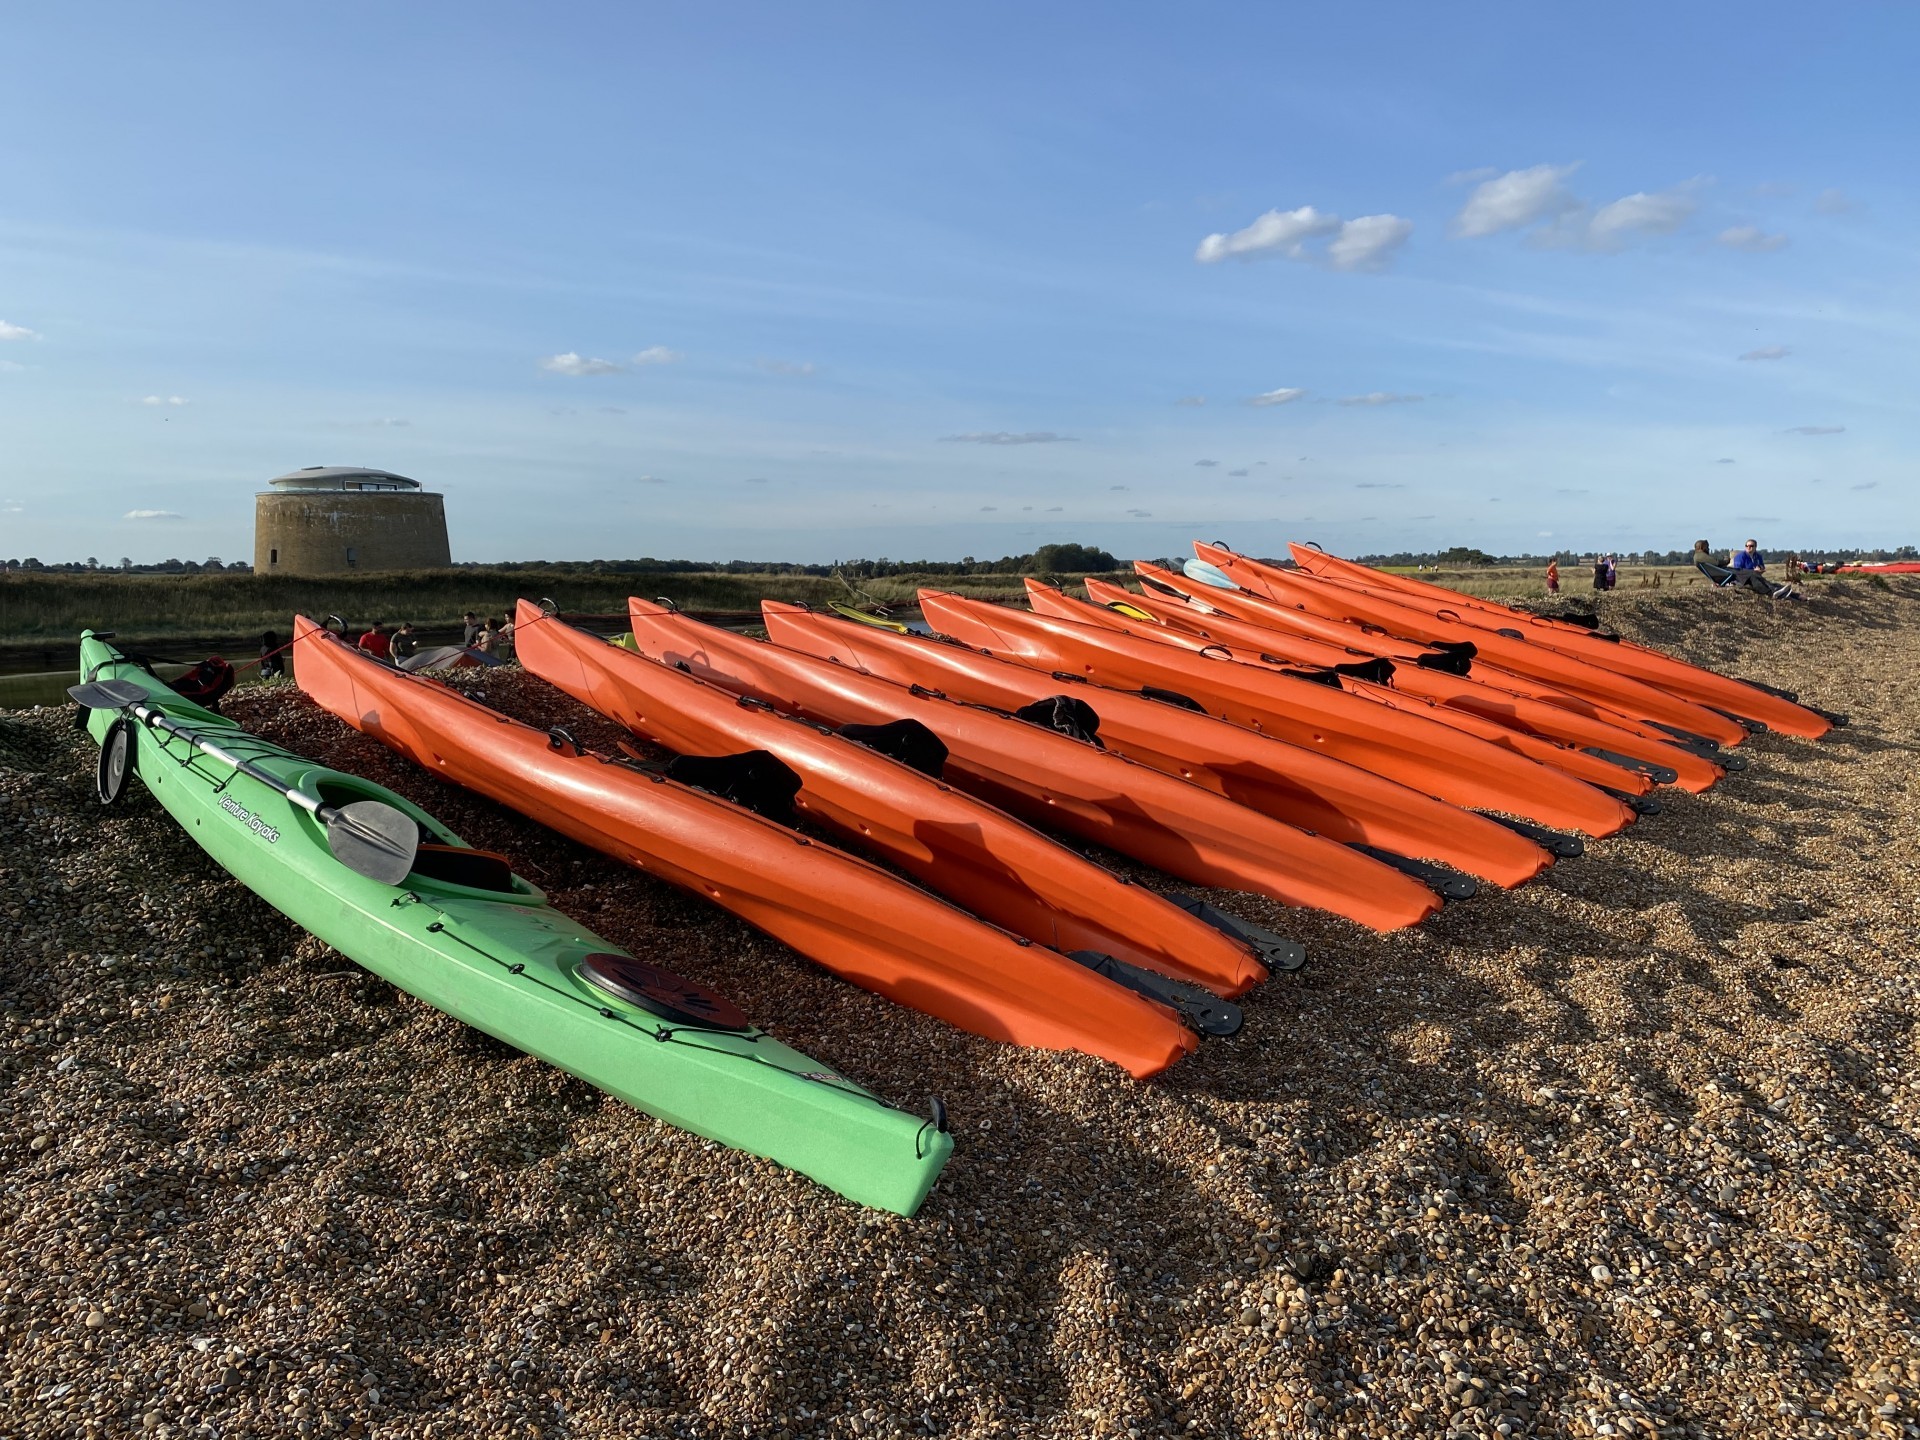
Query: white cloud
1196,205,1340,263
1718,225,1789,253
1584,188,1697,248
633,475,668,484
1785,425,1844,435
632,346,681,366
1453,164,1582,237
1738,346,1790,362
0,359,24,373
1174,395,1206,407
0,319,40,341
940,431,1076,444
1194,459,1219,467
1248,387,1307,407
1227,468,1248,477
757,358,817,376
1455,165,1699,251
326,416,411,428
539,352,623,376
140,395,189,406
124,509,184,520
1126,509,1153,517
1718,458,1736,464
1814,187,1854,215
1328,214,1414,272
1338,392,1425,406
1196,205,1411,272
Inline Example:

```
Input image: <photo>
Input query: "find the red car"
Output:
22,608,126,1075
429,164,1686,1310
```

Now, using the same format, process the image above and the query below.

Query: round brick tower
253,467,452,575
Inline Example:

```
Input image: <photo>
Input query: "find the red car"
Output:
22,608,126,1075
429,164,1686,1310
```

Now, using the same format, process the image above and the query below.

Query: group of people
254,612,517,679
1543,556,1618,595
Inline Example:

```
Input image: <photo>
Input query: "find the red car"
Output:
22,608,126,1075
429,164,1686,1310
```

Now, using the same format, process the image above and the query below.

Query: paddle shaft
127,701,332,823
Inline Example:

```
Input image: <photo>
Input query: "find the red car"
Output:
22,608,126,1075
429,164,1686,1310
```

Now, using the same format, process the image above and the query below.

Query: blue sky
2,2,1914,564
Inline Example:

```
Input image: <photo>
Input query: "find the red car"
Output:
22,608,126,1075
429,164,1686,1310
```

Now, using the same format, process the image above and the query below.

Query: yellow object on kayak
828,602,911,632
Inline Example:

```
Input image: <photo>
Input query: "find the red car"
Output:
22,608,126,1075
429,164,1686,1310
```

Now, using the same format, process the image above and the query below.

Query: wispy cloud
1784,425,1845,436
1718,225,1789,253
1338,392,1424,406
1194,459,1218,467
1738,346,1790,362
979,505,997,512
124,509,184,520
632,475,668,484
1227,468,1248,477
1851,481,1878,491
1453,164,1583,237
1444,166,1499,187
1718,458,1736,464
0,319,40,341
940,431,1076,445
1354,482,1406,490
325,416,411,429
1126,508,1153,517
140,395,189,406
540,352,623,376
1248,387,1307,407
1045,506,1063,512
632,346,681,366
1174,395,1206,407
757,358,817,377
1814,187,1855,215
1195,205,1412,272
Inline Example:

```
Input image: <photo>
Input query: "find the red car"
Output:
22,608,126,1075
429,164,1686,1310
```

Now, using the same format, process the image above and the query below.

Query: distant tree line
447,542,1124,578
1,556,253,574
1357,545,1920,567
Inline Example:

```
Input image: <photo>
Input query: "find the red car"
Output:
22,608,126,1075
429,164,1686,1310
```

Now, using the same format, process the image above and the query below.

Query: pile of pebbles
3,580,1917,1439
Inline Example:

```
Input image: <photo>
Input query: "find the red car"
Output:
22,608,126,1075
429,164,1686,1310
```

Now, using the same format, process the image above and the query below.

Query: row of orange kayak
286,542,1839,1082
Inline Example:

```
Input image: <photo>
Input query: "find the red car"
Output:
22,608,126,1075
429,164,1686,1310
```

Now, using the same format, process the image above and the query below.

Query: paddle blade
325,800,420,884
68,679,147,710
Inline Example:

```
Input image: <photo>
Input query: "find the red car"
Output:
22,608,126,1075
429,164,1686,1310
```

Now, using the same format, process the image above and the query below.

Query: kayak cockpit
300,773,545,903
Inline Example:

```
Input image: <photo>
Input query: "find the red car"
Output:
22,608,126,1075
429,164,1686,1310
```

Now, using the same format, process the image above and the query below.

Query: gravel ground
3,580,1917,1440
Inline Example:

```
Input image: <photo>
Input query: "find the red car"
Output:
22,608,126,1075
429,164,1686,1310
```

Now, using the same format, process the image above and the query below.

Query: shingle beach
4,581,1917,1440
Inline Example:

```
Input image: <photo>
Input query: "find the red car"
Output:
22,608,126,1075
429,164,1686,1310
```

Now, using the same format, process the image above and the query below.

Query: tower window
345,546,358,567
269,548,278,565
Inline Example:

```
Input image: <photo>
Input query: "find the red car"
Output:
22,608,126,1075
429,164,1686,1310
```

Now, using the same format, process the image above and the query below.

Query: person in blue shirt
1730,539,1766,574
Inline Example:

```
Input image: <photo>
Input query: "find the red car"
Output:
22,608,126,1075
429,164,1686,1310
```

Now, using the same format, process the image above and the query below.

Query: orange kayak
514,602,1266,1002
1285,544,1837,739
1193,544,1752,748
920,589,1637,838
1086,575,1723,794
622,598,1441,934
290,615,1196,1078
1025,580,1660,802
1140,561,1742,774
764,602,1556,888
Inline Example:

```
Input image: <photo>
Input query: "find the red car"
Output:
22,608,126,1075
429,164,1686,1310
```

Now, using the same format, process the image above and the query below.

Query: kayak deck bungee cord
514,602,1267,1005
1082,574,1721,795
297,614,1209,1077
619,597,1440,933
762,602,1556,890
74,627,952,1216
918,588,1637,840
1283,543,1841,739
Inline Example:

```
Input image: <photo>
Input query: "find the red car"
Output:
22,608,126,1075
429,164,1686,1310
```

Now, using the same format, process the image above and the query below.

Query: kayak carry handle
547,727,581,756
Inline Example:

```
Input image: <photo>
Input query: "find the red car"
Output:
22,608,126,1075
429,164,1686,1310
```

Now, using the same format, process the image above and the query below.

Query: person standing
357,621,392,660
258,631,285,681
1591,556,1608,591
1604,555,1618,590
462,610,482,646
391,622,419,661
1546,559,1560,595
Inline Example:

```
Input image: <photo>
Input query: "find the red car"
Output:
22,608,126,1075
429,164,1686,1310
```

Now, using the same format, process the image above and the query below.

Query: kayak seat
837,718,950,778
410,843,518,892
664,749,804,823
1012,694,1104,747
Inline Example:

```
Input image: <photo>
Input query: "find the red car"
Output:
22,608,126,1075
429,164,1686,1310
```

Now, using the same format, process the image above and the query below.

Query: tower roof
266,466,422,492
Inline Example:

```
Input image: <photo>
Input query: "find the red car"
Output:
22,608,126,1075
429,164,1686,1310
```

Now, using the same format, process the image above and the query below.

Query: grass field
0,566,1093,647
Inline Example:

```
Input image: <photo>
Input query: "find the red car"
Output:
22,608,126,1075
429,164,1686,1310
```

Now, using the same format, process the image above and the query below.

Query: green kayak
72,631,952,1215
